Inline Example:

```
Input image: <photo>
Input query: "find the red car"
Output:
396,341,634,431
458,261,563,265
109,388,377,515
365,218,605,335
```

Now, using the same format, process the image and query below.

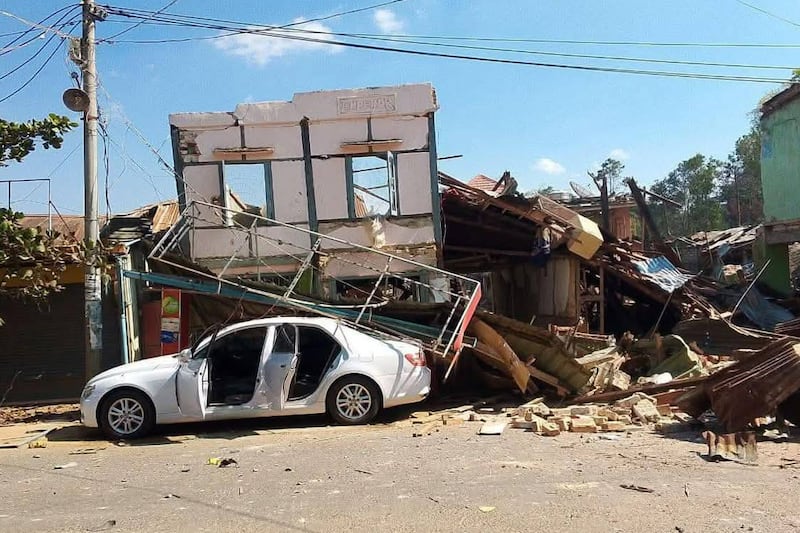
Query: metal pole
730,259,771,319
82,0,102,379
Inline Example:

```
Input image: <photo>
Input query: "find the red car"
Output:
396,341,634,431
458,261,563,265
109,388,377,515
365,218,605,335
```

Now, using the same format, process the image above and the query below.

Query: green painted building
759,85,800,295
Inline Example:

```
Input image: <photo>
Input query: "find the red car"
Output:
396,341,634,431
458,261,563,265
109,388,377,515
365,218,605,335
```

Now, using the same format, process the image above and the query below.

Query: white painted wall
194,127,241,163
371,116,429,150
171,84,441,276
319,219,435,249
183,164,220,228
397,152,433,215
313,159,348,220
322,247,438,279
271,161,308,224
243,125,303,160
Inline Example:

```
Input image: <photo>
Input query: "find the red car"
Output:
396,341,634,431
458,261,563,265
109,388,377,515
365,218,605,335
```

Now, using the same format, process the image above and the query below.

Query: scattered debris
88,519,117,532
703,431,758,464
478,421,508,435
207,457,238,468
478,506,496,513
28,437,47,449
162,493,181,499
620,484,654,493
53,462,78,470
70,447,105,455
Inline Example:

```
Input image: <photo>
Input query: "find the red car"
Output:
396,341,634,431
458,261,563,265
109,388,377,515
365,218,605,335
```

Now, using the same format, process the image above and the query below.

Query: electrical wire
0,4,77,48
1,12,78,77
242,28,800,71
102,0,179,41
98,0,408,43
98,6,795,82
0,7,79,40
734,0,800,28
102,6,800,49
0,35,68,103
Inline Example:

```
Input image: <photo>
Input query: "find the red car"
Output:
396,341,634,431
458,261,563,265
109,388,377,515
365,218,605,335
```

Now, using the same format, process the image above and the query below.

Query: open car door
261,324,298,411
176,351,209,419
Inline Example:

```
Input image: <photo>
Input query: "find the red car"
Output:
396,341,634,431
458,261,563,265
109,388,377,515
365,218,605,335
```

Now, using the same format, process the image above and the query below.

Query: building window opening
351,153,398,218
223,162,271,227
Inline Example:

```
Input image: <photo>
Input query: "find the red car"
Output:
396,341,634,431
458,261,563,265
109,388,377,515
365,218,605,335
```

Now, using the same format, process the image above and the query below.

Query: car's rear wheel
98,389,155,440
327,376,380,425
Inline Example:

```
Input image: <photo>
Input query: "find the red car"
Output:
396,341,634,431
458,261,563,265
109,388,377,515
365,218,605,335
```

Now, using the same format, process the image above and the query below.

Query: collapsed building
4,82,798,433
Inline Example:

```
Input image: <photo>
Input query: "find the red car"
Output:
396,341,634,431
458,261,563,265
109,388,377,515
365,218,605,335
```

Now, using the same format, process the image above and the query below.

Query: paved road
1,414,799,532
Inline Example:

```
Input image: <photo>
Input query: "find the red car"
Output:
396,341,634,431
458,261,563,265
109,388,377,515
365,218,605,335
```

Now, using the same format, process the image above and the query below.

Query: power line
0,34,70,103
99,21,800,70
734,0,800,28
264,29,800,71
1,12,78,77
102,0,179,42
103,6,800,49
99,0,408,43
99,7,793,83
1,10,78,57
0,4,77,47
0,7,80,40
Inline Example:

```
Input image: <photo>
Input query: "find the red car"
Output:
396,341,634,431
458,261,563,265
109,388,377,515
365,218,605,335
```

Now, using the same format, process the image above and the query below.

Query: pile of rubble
505,393,694,436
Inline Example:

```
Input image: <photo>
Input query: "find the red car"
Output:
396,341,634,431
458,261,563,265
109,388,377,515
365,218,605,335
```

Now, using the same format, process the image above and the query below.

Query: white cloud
609,148,630,160
213,19,340,66
533,157,566,175
374,9,404,34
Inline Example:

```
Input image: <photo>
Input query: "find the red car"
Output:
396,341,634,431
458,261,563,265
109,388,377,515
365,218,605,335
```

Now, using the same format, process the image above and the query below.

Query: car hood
88,354,180,385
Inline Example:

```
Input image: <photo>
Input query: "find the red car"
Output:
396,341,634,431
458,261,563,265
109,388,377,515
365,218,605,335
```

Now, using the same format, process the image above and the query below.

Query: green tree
720,125,762,226
0,114,76,166
650,154,725,236
589,158,624,194
0,114,78,324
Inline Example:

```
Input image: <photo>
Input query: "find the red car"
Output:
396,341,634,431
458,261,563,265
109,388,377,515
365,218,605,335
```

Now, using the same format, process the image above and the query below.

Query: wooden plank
570,375,709,404
478,421,508,435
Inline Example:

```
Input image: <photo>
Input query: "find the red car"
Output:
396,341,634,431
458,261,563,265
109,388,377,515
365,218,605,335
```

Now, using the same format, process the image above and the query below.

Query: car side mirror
178,348,192,362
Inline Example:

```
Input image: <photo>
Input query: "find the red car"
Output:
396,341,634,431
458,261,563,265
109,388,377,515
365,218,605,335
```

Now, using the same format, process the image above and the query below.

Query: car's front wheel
98,389,156,440
327,376,380,425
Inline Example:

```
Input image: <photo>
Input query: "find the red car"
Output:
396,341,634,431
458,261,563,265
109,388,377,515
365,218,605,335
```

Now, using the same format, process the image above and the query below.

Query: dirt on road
1,412,799,533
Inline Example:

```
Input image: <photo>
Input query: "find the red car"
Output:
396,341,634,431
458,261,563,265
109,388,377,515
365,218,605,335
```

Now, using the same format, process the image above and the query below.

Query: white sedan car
80,317,431,439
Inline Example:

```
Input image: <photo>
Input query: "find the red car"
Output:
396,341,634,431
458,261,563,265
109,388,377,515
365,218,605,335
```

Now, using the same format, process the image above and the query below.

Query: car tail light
404,352,426,367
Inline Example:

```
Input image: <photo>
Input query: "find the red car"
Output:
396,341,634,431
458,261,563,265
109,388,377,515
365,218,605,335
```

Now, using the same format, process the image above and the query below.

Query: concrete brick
632,399,661,423
601,421,626,432
597,408,619,421
570,405,598,416
570,416,597,433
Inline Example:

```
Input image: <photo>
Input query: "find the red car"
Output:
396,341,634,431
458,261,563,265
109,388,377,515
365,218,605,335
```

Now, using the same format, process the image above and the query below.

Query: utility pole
82,0,104,379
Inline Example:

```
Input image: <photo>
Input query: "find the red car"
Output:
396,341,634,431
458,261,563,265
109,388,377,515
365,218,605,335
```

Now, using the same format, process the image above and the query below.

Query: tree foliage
589,158,625,194
0,115,79,324
719,126,763,226
0,114,76,166
650,154,726,236
0,209,75,300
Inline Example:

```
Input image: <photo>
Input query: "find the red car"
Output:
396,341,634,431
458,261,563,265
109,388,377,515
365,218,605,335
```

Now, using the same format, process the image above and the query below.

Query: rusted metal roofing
702,338,800,431
124,200,180,233
687,225,759,253
761,83,800,119
467,174,499,193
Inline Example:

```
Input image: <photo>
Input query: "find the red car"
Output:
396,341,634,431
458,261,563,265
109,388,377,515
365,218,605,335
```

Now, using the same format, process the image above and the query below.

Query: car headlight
81,384,96,400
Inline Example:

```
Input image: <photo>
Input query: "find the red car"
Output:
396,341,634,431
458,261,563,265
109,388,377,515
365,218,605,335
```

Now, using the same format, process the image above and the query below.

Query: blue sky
2,0,800,216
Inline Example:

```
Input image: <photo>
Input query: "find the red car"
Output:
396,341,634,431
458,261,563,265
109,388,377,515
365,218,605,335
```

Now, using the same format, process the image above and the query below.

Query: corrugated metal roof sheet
123,200,180,233
632,256,694,293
